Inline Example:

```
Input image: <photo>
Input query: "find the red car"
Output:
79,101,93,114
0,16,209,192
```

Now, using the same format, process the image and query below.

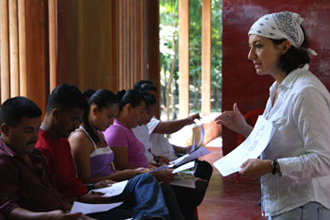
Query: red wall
222,0,330,155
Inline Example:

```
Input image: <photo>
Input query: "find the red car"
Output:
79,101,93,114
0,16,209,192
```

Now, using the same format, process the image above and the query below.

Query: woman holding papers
69,89,184,220
216,11,330,220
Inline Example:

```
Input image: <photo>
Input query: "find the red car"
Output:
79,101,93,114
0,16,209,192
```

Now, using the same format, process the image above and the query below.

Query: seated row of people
0,81,211,220
69,80,212,219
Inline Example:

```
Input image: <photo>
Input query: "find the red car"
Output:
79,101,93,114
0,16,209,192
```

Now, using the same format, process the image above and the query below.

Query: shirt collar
0,138,16,157
269,64,309,95
280,64,309,89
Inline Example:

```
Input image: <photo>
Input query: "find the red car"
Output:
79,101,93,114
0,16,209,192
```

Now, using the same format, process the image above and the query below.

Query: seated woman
69,89,184,220
104,89,210,220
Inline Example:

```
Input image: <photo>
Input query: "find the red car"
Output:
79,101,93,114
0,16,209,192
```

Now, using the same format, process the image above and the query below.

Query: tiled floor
198,147,267,220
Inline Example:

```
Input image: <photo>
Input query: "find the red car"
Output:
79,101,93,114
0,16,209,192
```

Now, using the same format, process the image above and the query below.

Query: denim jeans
269,202,330,220
111,173,170,220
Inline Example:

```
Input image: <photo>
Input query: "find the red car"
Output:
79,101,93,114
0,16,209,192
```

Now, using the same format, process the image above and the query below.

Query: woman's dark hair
133,80,157,92
82,89,96,100
116,89,145,111
82,89,118,144
140,92,157,108
271,26,310,74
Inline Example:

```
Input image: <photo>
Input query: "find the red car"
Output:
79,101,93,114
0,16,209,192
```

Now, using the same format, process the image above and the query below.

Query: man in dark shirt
0,96,86,219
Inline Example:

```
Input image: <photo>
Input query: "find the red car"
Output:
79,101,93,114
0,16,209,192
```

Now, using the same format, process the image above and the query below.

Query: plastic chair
236,108,264,183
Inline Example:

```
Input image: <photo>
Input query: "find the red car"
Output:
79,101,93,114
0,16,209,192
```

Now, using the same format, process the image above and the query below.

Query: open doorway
159,0,222,122
159,0,223,147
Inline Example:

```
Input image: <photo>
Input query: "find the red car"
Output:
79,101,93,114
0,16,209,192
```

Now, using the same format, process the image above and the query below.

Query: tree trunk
165,33,178,121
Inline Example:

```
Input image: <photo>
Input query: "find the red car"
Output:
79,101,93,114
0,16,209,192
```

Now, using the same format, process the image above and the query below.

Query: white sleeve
147,117,160,134
279,87,330,180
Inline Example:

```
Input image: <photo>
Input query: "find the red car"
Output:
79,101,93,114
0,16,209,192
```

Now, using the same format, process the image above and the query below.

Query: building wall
222,0,330,154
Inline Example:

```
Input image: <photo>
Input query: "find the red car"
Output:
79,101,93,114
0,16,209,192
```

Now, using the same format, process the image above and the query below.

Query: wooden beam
179,0,189,118
201,0,211,115
0,0,10,102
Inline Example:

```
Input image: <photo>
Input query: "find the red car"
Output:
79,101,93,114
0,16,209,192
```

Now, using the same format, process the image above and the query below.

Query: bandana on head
248,11,317,55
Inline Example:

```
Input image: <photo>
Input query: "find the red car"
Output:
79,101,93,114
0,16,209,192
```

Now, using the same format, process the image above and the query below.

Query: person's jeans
269,202,330,220
111,173,170,220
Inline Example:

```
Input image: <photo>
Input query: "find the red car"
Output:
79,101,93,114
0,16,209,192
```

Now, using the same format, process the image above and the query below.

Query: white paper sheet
91,180,128,197
70,201,123,215
189,125,205,152
213,116,275,177
170,146,210,167
172,161,195,174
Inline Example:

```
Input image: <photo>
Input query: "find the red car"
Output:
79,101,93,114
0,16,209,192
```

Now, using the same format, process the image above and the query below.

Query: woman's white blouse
261,64,330,216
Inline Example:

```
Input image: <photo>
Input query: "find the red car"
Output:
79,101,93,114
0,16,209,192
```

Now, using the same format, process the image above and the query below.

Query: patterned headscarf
248,11,316,55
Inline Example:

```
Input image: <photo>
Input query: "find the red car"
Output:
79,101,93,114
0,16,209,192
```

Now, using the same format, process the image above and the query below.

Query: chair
236,108,264,183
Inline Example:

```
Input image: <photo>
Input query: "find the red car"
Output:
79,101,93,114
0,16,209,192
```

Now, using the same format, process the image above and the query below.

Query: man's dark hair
0,96,42,127
46,83,87,114
133,80,157,92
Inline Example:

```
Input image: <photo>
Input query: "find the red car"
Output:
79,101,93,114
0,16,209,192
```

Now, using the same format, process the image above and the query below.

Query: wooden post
9,0,19,97
0,0,10,102
201,0,211,115
48,0,58,92
179,0,189,118
18,0,27,96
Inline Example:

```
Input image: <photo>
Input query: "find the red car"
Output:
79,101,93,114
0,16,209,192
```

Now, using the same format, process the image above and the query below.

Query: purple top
104,119,148,168
79,127,115,178
0,139,64,217
90,151,115,178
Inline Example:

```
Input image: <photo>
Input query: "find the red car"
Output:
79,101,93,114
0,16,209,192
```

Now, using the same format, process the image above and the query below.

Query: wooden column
118,0,146,90
201,0,211,115
25,0,48,112
179,0,190,118
146,0,161,118
48,0,58,92
9,0,19,97
18,0,27,96
0,0,10,102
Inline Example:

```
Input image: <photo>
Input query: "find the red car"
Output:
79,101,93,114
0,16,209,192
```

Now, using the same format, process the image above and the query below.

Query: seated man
0,96,90,219
36,83,172,220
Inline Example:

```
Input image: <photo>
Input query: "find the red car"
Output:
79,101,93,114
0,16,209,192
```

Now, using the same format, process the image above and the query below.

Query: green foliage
160,0,222,116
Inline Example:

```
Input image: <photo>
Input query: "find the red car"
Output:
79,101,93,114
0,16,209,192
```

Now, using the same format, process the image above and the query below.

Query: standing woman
216,11,330,219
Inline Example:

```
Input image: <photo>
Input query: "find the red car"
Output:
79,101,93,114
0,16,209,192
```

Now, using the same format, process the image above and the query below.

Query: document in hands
92,180,128,197
213,116,275,177
170,161,196,188
71,201,123,214
170,146,210,167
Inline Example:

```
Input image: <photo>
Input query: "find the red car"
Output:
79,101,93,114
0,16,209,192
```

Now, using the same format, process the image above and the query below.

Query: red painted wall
222,0,330,155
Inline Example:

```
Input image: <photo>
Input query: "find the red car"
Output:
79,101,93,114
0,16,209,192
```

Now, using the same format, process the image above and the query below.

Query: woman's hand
214,103,252,137
239,159,272,180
